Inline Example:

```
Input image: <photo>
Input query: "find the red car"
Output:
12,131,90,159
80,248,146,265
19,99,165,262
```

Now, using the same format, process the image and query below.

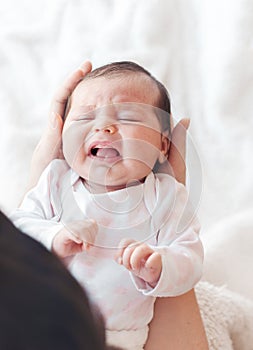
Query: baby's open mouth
90,147,120,159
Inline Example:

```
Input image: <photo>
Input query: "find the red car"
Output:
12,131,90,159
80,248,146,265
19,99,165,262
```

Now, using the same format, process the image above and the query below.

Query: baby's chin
82,177,145,194
74,158,155,192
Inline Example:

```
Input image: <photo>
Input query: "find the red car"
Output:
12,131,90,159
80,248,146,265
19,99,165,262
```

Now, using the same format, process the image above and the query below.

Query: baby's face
62,74,168,192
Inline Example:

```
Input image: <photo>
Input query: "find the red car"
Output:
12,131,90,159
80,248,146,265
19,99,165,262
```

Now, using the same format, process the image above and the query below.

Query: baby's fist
115,239,162,288
52,219,98,258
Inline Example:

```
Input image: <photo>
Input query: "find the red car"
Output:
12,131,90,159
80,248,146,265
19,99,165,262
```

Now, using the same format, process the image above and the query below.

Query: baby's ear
158,132,170,164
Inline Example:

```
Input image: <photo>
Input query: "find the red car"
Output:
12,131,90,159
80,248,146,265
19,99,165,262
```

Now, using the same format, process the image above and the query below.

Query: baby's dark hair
65,61,171,134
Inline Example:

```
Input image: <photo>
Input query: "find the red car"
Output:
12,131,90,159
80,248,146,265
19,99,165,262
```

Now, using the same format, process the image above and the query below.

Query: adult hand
157,117,190,185
27,61,92,191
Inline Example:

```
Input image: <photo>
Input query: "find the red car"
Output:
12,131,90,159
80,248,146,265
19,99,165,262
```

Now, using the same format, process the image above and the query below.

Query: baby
11,61,203,350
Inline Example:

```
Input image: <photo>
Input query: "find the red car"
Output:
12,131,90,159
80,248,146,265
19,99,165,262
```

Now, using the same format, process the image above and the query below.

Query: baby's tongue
96,148,119,158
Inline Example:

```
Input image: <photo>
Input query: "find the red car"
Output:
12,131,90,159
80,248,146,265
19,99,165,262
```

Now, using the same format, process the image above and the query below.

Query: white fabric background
0,0,253,298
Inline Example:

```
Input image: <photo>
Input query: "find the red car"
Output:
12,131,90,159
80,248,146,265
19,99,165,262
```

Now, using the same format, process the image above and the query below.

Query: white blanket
1,1,253,348
1,0,253,227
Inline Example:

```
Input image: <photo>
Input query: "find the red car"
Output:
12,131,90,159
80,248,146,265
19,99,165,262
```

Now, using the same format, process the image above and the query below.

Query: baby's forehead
64,72,162,122
79,71,156,89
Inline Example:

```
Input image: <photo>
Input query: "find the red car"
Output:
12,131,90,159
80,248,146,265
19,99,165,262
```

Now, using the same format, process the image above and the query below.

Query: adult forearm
145,289,209,350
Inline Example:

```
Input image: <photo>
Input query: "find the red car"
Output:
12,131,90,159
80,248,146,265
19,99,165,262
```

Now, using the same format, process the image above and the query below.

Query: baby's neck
83,178,146,194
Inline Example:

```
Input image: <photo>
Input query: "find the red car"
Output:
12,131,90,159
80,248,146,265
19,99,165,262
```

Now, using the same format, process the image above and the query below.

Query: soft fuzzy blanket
196,282,253,350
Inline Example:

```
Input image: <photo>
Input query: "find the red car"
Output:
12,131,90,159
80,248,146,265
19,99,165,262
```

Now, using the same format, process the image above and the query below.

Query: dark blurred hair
65,61,171,134
0,211,121,350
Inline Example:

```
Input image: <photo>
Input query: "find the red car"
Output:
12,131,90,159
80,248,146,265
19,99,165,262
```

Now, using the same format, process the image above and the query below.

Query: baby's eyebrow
76,105,96,113
68,105,97,118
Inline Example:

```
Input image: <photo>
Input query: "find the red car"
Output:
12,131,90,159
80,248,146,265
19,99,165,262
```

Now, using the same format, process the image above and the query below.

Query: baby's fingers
64,228,83,244
115,238,137,266
145,252,162,271
81,219,98,247
129,244,154,272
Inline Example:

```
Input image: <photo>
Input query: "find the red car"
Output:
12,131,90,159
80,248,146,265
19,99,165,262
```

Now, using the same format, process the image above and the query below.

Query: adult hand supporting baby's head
26,61,92,192
157,118,190,186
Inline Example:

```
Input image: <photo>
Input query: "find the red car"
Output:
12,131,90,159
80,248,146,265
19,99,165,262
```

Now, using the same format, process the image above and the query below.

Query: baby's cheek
62,126,86,165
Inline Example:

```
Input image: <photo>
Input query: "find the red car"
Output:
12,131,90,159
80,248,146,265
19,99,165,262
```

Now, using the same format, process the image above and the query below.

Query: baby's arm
116,180,203,297
11,160,97,256
116,222,202,297
11,161,66,250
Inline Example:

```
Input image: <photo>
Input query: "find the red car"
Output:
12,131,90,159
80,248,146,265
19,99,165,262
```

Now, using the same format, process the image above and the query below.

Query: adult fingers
50,61,92,119
167,118,190,185
46,60,92,150
26,62,92,192
26,112,64,193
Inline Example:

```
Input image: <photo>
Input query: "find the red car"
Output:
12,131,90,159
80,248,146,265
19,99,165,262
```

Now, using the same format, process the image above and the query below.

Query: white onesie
11,159,203,350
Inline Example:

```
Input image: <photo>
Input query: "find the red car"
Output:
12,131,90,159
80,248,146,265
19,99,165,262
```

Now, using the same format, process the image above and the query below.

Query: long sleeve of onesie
130,173,204,297
10,160,66,250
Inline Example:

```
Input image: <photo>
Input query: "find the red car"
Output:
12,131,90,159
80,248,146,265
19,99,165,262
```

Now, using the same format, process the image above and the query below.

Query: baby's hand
115,239,162,288
52,219,98,258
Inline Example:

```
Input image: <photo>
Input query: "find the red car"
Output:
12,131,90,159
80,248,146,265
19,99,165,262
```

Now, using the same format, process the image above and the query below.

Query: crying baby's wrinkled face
62,74,169,193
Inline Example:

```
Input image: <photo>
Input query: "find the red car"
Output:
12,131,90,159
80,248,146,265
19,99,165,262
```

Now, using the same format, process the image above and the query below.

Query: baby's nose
95,124,118,134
